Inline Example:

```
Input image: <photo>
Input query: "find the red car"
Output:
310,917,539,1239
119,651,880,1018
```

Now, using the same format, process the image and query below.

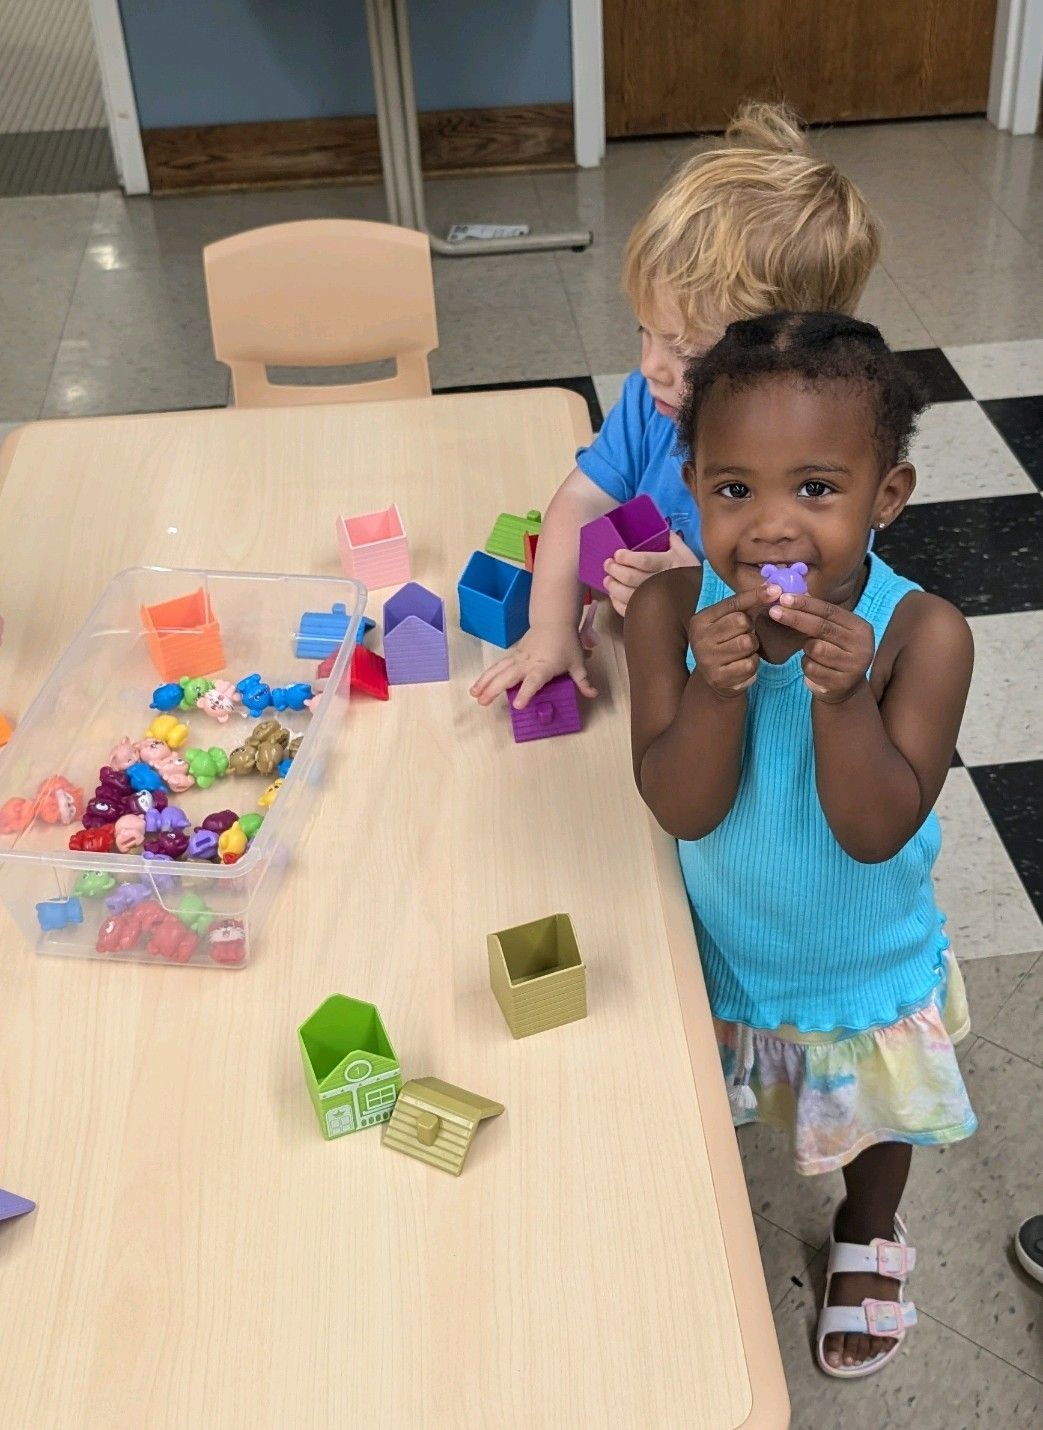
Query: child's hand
689,585,774,698
768,593,875,703
469,622,598,709
603,533,698,617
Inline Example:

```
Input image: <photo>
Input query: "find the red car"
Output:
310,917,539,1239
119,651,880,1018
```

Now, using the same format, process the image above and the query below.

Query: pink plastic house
383,582,449,684
506,675,582,742
337,504,411,589
578,495,670,594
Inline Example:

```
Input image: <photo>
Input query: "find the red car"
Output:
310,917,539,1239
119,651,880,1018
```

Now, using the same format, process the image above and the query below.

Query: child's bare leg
822,1142,912,1370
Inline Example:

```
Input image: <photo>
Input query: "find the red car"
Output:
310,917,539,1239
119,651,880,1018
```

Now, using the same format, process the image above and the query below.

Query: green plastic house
487,913,587,1039
484,508,542,563
298,995,401,1140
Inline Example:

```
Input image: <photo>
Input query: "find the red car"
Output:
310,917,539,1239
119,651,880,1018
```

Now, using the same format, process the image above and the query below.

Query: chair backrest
203,219,438,408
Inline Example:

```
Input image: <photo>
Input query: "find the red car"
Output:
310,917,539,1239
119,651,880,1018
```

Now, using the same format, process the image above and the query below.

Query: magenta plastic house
337,504,411,590
383,582,449,685
578,494,670,593
506,674,582,742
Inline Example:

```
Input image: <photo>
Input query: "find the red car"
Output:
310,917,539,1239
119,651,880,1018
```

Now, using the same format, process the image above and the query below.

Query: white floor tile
960,611,1043,766
943,339,1043,400
592,373,627,418
908,402,1037,504
934,769,1043,961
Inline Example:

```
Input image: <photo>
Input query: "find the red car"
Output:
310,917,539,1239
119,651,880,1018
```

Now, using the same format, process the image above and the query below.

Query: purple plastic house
506,674,582,743
383,582,449,685
578,494,670,594
0,1188,35,1221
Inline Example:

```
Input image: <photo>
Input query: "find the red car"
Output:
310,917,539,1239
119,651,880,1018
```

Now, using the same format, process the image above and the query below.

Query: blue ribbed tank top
679,554,949,1034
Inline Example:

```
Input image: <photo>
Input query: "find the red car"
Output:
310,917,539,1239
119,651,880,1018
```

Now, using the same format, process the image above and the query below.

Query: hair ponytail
725,100,810,157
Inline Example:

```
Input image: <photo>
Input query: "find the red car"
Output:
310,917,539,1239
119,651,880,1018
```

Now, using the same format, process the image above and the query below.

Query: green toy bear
184,746,229,789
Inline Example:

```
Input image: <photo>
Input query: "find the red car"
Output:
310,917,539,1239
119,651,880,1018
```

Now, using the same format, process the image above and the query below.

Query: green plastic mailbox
298,995,401,1140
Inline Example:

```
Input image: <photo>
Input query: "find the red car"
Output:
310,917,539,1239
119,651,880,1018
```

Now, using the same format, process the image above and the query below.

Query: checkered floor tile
435,339,1043,956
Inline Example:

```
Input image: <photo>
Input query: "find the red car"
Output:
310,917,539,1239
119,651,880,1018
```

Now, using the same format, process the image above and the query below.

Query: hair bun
725,100,810,156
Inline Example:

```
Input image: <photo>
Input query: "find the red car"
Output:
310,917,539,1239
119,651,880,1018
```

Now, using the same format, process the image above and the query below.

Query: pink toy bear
132,737,194,794
108,736,141,772
197,680,243,723
151,748,194,793
113,812,146,853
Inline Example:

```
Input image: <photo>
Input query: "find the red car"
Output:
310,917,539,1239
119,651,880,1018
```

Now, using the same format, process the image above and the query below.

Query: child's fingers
603,556,653,589
511,667,557,710
608,547,671,575
603,574,631,617
715,631,759,660
716,654,760,691
768,601,853,648
567,660,598,699
710,584,778,622
470,658,524,705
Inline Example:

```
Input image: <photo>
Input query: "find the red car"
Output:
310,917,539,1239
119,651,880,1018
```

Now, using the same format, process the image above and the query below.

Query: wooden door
605,0,998,137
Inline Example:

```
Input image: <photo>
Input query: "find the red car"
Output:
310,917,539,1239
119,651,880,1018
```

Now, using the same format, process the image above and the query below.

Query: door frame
571,0,606,167
86,0,150,193
988,0,1043,133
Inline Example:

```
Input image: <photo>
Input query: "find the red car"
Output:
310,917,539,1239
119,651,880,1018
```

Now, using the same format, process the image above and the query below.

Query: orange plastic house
140,588,225,682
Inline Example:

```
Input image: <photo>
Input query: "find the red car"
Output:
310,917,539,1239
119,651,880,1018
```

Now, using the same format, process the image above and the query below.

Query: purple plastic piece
142,850,175,862
578,495,670,594
105,882,152,913
507,674,583,743
200,809,238,834
383,582,449,685
761,561,809,595
187,828,219,860
145,806,190,835
0,1188,35,1222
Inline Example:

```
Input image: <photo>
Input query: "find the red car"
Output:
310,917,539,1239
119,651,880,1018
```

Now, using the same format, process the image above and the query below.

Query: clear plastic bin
0,567,364,968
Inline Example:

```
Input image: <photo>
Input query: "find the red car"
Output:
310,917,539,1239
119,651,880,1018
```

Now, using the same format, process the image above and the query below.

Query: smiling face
639,295,728,419
687,375,915,606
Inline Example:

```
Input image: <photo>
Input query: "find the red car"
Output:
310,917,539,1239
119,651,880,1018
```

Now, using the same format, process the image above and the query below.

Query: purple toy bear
761,561,809,595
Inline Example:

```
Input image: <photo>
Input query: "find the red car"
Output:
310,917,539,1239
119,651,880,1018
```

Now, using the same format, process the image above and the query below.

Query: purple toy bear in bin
578,495,670,595
506,674,582,743
760,561,809,595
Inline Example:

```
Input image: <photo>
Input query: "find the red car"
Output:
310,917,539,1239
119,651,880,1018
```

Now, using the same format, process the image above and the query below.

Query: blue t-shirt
576,370,703,558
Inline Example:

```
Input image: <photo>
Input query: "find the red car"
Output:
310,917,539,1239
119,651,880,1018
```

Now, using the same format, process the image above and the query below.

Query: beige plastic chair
203,219,438,408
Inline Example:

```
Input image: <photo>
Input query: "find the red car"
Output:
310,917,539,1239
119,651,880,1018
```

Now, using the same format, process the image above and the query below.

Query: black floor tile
896,349,973,404
0,127,117,197
969,760,1043,918
874,493,1043,616
434,374,603,432
982,396,1043,492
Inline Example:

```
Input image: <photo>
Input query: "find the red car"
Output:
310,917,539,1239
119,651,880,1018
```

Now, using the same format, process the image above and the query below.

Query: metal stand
364,0,593,257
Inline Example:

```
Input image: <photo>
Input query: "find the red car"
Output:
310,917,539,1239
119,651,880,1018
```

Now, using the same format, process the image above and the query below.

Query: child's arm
769,590,973,863
625,571,769,840
470,468,616,708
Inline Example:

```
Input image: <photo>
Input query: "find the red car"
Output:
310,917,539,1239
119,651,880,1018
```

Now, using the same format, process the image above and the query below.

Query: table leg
367,0,593,257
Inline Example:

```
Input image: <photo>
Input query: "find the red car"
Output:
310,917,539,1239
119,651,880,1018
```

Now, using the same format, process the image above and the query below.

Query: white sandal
816,1209,917,1379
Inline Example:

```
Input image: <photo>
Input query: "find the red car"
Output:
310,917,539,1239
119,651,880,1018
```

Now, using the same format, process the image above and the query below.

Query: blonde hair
623,101,881,337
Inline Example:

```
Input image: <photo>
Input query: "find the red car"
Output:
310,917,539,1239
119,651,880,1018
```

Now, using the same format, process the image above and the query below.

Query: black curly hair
676,311,928,473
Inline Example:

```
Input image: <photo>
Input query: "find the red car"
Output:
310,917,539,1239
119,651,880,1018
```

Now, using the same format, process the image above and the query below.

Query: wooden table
0,393,787,1429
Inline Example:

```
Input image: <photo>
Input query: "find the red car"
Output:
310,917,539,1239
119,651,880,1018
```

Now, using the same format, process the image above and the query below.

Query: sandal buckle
877,1242,913,1277
864,1299,903,1336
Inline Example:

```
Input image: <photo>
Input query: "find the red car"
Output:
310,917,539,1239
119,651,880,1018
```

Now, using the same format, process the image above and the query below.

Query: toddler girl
625,312,976,1378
